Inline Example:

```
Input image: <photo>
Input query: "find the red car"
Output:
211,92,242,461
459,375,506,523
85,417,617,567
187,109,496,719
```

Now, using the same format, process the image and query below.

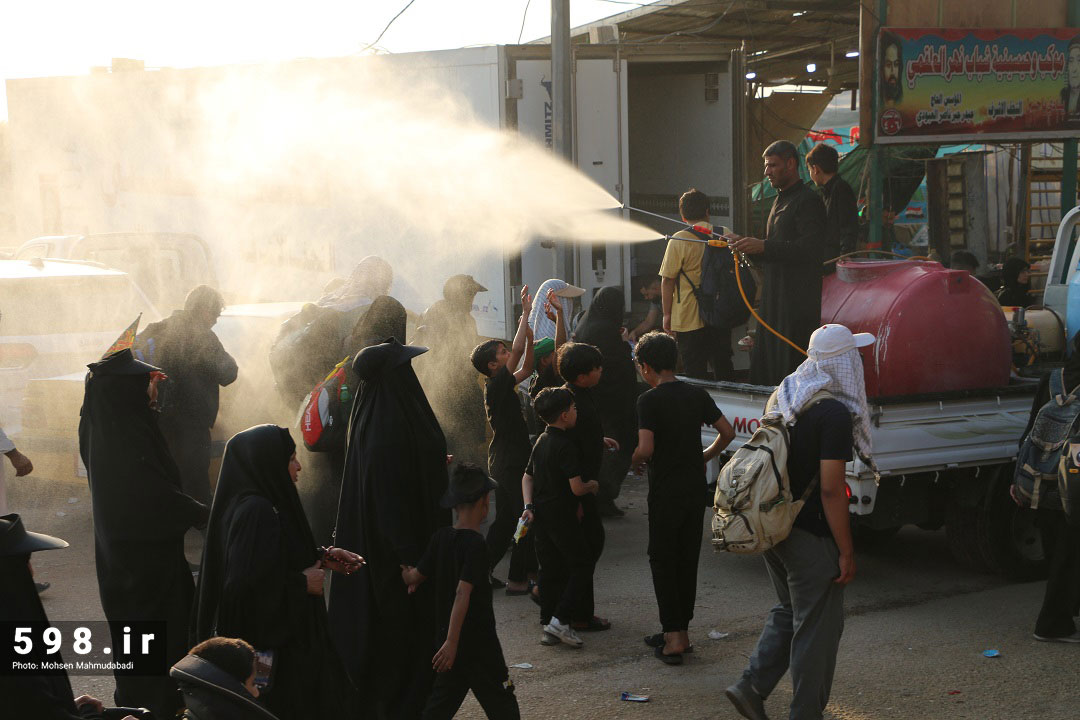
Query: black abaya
1,553,82,720
300,296,410,545
574,286,639,500
328,340,451,719
193,425,355,720
78,349,208,719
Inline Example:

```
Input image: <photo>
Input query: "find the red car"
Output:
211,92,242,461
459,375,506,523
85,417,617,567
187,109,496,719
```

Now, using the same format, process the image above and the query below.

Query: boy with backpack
658,188,737,381
630,332,735,665
469,286,535,594
521,387,597,649
401,464,521,719
556,342,616,632
724,324,874,720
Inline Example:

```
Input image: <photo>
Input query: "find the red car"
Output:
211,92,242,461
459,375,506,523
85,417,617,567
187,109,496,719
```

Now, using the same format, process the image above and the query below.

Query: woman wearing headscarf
193,425,362,719
0,514,145,719
574,286,640,516
328,339,451,719
996,258,1031,307
299,295,411,545
528,278,584,341
78,349,209,719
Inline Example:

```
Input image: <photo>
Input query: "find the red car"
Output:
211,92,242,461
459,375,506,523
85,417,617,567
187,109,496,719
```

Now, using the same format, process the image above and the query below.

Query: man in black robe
139,285,238,506
414,274,488,468
79,349,209,719
328,339,451,719
729,140,827,386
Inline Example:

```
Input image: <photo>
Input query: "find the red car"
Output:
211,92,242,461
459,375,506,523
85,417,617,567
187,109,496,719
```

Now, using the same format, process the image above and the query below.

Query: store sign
876,28,1080,143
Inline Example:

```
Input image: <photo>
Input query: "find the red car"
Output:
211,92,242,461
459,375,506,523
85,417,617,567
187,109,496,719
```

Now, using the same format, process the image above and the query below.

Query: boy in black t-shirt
631,332,736,665
556,342,616,632
402,464,521,720
470,285,535,594
521,387,597,649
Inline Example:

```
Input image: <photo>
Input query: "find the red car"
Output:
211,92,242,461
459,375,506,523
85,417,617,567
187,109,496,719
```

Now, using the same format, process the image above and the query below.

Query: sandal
644,633,694,652
572,616,612,632
654,646,683,665
506,580,537,597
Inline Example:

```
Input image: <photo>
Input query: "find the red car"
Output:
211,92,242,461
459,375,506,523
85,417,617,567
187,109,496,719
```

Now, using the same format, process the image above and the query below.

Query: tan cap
552,284,586,298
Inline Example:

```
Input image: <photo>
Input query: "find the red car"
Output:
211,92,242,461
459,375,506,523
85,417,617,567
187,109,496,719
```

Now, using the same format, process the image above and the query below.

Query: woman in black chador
328,339,451,719
574,286,640,515
78,349,209,719
193,424,361,720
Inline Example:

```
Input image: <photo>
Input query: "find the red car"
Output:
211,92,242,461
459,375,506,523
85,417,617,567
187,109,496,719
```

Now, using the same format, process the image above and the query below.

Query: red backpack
300,357,354,452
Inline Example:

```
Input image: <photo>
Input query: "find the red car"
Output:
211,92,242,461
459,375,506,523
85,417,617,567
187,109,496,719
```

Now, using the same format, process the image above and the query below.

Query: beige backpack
711,390,833,554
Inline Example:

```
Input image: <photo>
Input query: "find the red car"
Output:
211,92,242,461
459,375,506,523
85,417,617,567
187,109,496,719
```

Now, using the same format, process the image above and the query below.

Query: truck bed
690,377,1038,516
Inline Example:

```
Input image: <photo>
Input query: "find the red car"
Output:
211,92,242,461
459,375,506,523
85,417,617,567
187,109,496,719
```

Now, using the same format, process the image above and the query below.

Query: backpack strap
1050,367,1066,401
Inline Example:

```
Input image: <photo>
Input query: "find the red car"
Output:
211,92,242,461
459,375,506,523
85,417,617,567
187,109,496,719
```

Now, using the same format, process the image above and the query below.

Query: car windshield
2,274,154,335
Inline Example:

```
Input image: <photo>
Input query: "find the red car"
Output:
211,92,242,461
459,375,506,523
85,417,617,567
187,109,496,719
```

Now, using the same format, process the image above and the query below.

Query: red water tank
822,260,1011,398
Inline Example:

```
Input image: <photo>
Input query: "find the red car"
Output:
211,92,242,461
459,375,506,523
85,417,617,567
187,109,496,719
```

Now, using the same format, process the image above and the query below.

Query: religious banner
876,28,1080,143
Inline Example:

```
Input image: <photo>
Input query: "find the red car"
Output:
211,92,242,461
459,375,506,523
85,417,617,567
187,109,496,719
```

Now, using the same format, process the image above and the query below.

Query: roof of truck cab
0,258,126,279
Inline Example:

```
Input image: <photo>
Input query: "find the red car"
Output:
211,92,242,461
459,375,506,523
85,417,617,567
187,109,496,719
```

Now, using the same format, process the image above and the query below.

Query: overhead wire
360,0,420,54
518,0,533,44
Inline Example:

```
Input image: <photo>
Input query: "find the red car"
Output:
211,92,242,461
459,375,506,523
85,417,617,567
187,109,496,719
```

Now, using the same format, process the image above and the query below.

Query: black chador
193,425,356,719
328,339,450,719
78,349,208,719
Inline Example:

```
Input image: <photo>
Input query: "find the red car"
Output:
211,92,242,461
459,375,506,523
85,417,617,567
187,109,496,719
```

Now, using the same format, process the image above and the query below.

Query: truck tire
974,465,1047,581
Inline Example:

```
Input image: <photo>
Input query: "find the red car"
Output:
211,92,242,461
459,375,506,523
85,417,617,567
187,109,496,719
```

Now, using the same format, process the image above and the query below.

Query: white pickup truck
694,208,1080,580
696,378,1039,578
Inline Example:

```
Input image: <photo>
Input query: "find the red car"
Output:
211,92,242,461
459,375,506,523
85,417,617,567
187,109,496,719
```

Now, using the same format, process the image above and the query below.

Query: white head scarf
767,347,876,470
528,278,574,341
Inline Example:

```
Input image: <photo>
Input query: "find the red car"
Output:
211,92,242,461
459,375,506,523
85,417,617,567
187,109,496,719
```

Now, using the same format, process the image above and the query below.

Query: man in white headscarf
726,324,874,720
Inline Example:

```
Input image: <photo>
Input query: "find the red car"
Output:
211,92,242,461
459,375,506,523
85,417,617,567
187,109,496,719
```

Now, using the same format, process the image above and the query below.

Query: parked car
17,301,303,486
0,258,160,435
15,232,217,312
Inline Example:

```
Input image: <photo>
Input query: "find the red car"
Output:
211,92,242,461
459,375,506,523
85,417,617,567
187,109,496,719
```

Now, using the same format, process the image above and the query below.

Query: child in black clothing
556,342,616,632
521,387,598,649
631,332,736,665
470,285,535,595
401,464,521,720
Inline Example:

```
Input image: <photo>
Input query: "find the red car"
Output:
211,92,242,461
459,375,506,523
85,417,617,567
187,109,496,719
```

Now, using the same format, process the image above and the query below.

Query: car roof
0,258,127,279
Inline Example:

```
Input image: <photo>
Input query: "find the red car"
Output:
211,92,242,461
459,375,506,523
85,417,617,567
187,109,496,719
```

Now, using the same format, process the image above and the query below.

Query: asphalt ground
12,471,1079,720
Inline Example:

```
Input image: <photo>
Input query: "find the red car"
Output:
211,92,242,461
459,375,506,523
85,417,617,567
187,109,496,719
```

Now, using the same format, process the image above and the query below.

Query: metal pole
551,0,573,163
867,0,887,250
551,0,575,284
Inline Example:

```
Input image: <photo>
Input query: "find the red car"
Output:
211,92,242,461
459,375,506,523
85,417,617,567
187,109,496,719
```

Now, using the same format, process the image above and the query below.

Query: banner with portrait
876,28,1080,143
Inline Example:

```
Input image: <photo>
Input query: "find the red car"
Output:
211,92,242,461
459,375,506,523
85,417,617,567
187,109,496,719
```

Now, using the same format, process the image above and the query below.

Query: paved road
13,472,1077,719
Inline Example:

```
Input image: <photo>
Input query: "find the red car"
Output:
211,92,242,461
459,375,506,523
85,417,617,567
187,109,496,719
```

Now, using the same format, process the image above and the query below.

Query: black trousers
575,495,605,622
159,421,212,506
648,500,705,632
422,659,520,720
1035,507,1080,638
486,465,534,583
534,506,592,625
677,326,734,381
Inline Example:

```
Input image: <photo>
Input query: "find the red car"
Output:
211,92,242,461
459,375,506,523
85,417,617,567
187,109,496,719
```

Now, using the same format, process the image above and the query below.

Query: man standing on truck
806,143,858,269
139,285,238,507
659,188,734,381
728,141,827,386
726,324,874,720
